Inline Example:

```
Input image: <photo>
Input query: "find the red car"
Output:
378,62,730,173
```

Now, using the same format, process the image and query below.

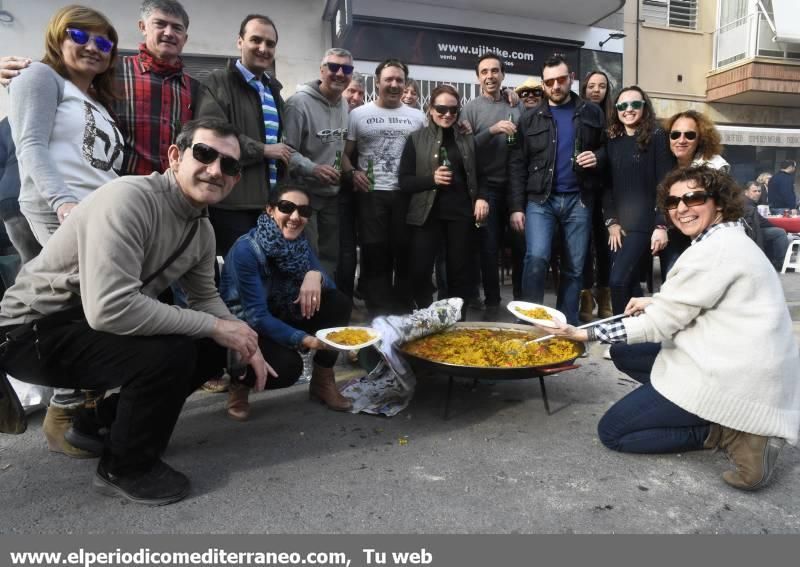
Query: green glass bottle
333,150,342,172
572,134,582,172
366,157,375,191
506,113,516,146
439,146,451,170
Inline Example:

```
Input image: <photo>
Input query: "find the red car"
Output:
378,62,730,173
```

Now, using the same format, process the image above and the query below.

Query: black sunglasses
324,62,354,75
65,28,114,54
670,130,698,141
191,143,241,176
664,190,716,211
519,89,543,98
615,100,645,112
432,105,459,116
276,200,313,218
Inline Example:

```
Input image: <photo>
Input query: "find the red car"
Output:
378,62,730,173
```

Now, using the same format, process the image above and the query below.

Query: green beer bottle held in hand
572,134,582,173
333,150,342,172
366,157,375,191
506,113,516,146
439,146,451,170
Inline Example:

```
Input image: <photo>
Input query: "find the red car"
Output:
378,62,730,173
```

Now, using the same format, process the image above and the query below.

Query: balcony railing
713,12,800,69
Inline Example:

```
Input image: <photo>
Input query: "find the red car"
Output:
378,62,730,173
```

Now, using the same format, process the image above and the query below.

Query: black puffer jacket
509,92,607,212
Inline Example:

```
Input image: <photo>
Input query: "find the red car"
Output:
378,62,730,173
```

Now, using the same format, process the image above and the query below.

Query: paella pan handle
537,364,580,375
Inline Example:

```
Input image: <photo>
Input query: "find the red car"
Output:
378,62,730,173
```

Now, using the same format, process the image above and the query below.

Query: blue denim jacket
219,228,334,348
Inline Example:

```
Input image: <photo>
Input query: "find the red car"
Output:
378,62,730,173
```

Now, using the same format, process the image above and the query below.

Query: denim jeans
597,343,710,454
521,192,591,324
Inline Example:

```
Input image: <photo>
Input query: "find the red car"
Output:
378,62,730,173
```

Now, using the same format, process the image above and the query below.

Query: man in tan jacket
0,118,274,506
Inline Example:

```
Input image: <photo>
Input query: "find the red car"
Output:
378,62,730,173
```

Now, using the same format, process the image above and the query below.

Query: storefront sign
338,18,581,76
718,125,800,148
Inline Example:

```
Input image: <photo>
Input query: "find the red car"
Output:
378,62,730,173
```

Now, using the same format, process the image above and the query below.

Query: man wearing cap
515,78,543,110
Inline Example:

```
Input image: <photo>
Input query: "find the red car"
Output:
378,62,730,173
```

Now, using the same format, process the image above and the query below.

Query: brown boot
595,287,613,318
579,289,595,322
43,405,98,459
714,425,784,491
703,423,721,449
310,365,352,412
226,382,250,421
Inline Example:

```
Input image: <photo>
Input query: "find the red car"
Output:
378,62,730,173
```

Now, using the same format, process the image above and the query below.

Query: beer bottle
506,113,516,146
366,158,375,191
439,146,451,170
572,134,582,173
333,150,342,172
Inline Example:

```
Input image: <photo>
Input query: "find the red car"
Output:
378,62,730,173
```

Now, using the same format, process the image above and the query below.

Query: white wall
0,0,330,118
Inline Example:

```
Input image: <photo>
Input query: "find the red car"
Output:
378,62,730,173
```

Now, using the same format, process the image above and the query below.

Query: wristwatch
604,218,619,228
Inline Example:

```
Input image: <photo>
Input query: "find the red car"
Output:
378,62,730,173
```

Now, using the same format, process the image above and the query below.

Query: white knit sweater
624,224,800,444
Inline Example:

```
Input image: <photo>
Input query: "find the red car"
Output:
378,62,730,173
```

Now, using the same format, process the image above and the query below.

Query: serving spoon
506,313,628,354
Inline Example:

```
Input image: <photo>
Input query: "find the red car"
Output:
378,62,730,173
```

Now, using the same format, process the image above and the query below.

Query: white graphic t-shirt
49,81,124,202
347,102,425,191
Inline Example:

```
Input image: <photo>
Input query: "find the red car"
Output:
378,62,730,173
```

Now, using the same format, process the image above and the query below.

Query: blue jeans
598,343,710,453
521,193,591,324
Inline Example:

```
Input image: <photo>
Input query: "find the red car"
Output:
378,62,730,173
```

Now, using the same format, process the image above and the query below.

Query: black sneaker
65,426,105,456
93,459,190,506
65,405,108,456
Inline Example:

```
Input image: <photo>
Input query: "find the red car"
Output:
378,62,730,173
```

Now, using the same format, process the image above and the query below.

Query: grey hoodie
283,80,349,197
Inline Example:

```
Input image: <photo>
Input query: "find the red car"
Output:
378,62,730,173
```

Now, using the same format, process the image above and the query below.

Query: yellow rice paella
326,328,373,346
401,328,579,368
515,306,553,320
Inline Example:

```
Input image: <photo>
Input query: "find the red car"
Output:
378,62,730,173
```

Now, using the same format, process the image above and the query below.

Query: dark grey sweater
460,94,522,189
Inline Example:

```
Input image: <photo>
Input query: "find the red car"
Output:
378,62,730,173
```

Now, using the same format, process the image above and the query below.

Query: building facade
0,0,625,117
625,0,800,182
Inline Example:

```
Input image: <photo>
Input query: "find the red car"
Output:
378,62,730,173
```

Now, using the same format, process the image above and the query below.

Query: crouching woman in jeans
539,166,800,491
220,186,352,419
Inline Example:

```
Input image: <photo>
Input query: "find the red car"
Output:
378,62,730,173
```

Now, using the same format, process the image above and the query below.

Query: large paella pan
394,321,583,380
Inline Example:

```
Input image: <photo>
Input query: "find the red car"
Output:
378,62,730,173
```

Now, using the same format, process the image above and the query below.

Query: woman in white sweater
542,166,800,491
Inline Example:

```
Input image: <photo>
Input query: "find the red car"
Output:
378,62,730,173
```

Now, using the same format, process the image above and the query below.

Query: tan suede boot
310,365,352,412
42,406,98,459
579,289,595,322
595,287,613,318
714,426,784,491
226,382,250,421
703,423,721,449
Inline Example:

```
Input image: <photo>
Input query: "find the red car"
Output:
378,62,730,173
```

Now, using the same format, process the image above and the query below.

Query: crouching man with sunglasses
538,166,800,492
219,185,353,417
0,118,276,506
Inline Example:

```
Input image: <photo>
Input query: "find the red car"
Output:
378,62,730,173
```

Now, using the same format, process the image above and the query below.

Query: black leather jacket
509,92,607,212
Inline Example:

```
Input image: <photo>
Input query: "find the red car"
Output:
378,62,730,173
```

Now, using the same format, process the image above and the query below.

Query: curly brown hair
664,110,722,161
42,5,119,111
657,166,744,226
607,86,657,152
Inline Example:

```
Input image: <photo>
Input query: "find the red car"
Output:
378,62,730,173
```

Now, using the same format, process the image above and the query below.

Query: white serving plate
506,301,567,328
315,326,382,351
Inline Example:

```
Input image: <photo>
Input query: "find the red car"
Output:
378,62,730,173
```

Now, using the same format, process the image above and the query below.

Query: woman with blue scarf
220,186,352,419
